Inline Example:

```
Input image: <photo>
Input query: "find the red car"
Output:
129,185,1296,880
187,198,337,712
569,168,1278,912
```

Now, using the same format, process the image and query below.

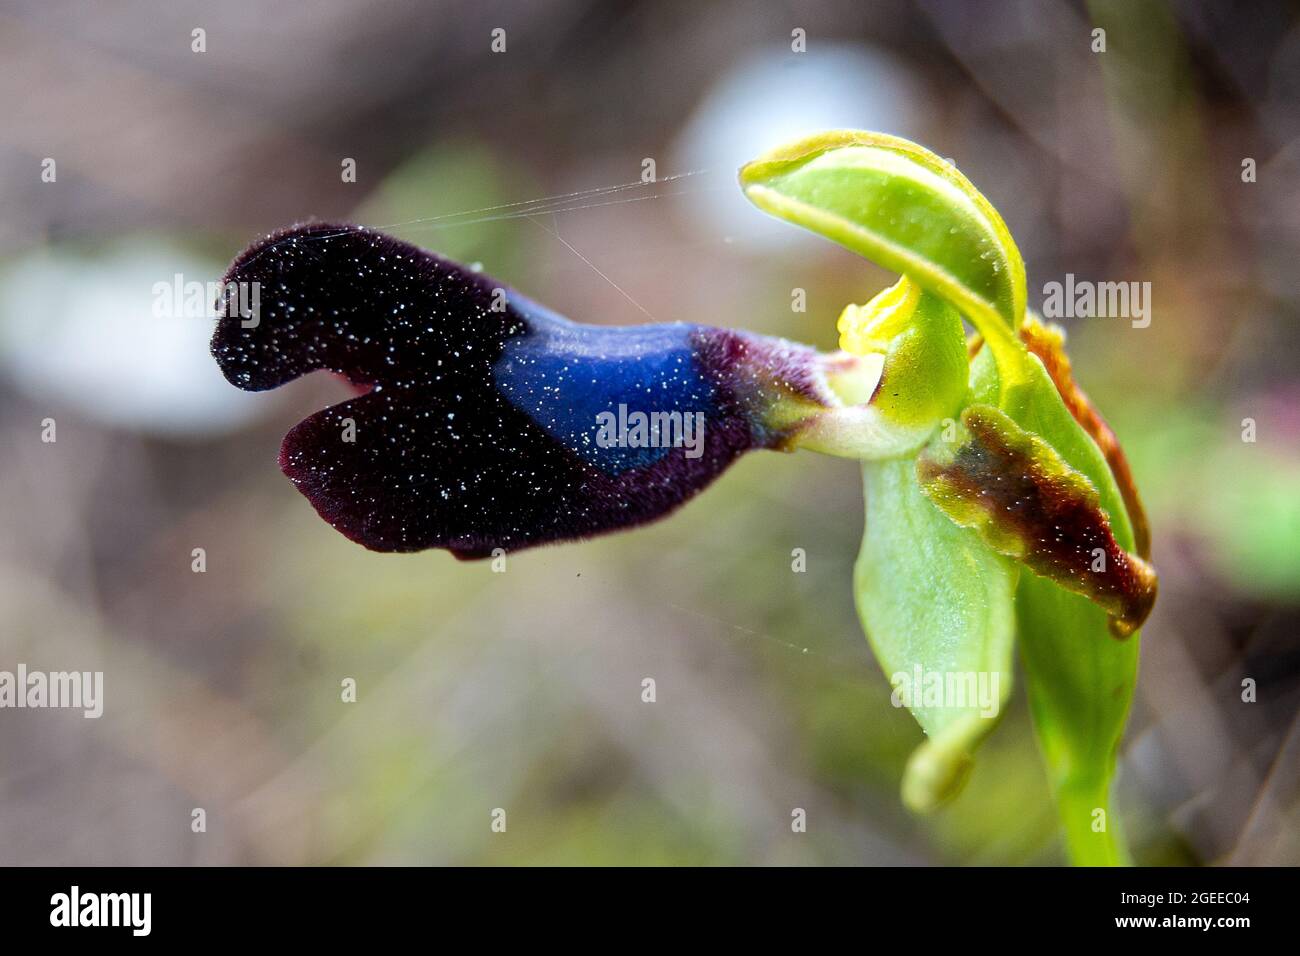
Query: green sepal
739,130,1030,392
853,457,1017,812
968,343,1145,864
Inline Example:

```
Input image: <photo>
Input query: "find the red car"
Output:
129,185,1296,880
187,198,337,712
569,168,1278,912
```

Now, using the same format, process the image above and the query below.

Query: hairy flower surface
211,223,876,557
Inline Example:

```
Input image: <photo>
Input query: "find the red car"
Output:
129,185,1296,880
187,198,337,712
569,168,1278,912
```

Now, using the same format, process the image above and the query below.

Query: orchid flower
212,131,1156,865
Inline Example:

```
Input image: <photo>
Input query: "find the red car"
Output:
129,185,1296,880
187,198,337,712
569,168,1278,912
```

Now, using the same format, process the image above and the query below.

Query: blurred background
0,0,1297,865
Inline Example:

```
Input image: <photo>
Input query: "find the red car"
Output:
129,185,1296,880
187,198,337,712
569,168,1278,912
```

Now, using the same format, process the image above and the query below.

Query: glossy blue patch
494,298,720,474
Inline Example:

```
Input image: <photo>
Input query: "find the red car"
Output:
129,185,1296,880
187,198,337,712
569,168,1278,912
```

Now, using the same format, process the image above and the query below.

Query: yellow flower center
837,276,920,356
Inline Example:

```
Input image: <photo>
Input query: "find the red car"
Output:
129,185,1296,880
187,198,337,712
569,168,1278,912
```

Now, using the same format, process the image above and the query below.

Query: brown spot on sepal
917,405,1157,638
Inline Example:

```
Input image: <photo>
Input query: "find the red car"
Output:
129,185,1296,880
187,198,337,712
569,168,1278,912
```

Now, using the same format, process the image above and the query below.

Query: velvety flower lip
211,222,848,557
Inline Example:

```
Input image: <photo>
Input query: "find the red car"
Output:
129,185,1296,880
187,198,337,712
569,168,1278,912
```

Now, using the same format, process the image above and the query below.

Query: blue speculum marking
495,296,719,474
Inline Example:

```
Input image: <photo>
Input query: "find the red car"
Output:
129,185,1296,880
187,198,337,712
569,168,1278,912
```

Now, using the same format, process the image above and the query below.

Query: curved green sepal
854,457,1017,812
739,130,1029,388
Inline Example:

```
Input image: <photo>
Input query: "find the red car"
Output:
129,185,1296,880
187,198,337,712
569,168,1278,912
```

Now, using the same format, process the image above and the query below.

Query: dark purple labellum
212,223,831,558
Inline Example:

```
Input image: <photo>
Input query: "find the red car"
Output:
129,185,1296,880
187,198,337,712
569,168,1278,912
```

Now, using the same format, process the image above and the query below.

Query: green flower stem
1019,575,1139,867
1056,773,1131,867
